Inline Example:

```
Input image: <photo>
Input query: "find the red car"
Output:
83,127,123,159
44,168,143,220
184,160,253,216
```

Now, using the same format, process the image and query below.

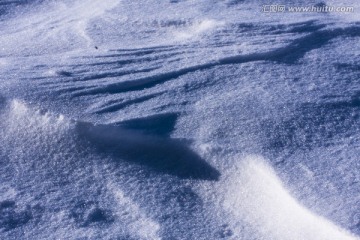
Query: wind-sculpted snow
221,156,357,240
0,0,359,239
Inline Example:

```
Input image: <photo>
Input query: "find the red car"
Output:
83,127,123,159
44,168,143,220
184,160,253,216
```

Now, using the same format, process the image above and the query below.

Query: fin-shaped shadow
116,112,178,137
76,114,220,181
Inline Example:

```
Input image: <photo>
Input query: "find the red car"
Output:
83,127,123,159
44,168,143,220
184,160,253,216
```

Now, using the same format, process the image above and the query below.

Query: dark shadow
56,70,73,77
0,95,7,112
170,0,182,3
266,21,326,35
225,0,245,7
76,114,220,181
116,112,179,137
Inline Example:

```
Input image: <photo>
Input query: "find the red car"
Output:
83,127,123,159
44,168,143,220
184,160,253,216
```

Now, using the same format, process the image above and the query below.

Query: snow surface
0,0,359,239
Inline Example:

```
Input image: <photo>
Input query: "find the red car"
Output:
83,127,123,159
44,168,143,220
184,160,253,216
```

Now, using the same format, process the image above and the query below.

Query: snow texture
0,0,359,239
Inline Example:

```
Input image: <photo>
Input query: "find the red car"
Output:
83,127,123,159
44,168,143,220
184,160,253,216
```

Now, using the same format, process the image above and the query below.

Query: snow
0,0,359,239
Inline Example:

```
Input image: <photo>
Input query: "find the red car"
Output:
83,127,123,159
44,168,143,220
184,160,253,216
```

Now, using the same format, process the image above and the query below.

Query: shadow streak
74,25,360,96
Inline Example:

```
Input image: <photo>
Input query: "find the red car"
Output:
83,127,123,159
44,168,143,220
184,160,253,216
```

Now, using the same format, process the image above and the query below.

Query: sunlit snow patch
173,19,225,41
0,0,121,55
222,155,358,240
108,183,161,240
